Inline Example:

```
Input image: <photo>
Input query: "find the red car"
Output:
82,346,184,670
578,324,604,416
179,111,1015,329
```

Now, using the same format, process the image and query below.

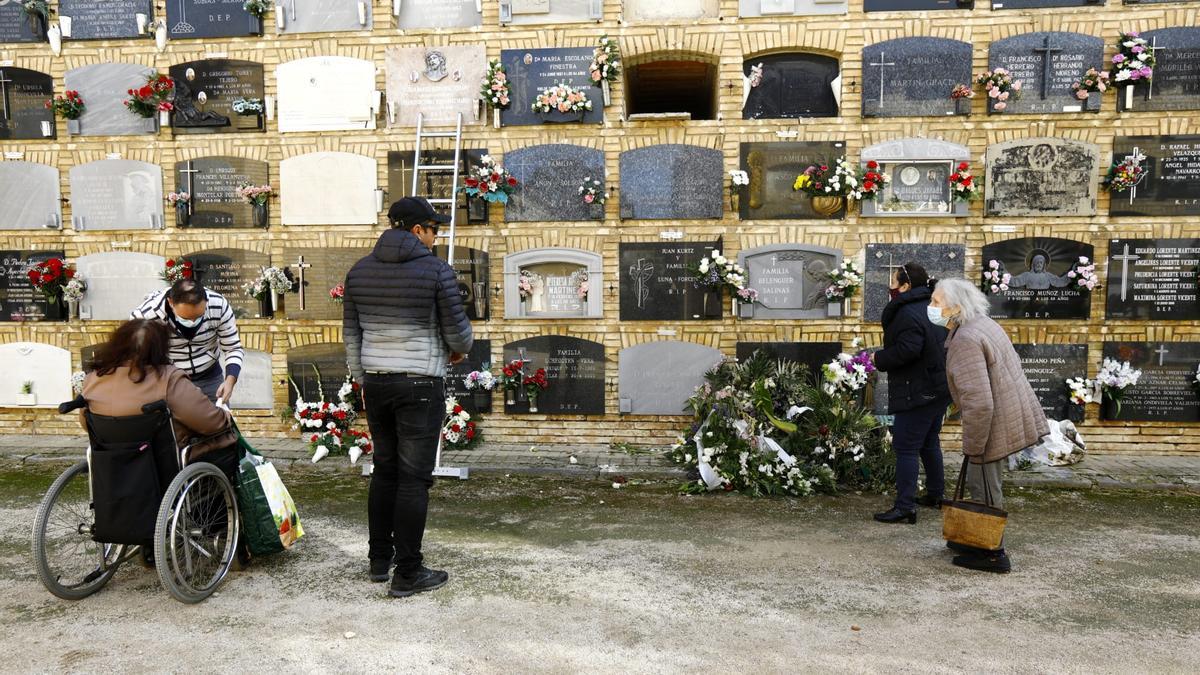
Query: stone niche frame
737,243,844,319
860,138,971,218
503,248,604,319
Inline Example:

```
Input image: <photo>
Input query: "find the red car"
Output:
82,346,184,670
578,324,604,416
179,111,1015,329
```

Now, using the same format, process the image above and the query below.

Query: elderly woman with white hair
929,278,1049,574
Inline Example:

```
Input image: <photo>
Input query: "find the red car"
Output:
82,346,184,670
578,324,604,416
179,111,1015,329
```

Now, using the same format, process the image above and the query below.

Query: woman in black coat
871,263,951,524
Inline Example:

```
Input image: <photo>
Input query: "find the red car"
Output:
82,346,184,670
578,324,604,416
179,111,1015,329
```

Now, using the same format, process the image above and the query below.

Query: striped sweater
131,288,245,379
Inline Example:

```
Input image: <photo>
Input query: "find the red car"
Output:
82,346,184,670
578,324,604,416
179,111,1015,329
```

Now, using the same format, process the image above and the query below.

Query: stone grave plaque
0,343,71,407
76,252,167,320
0,161,61,230
185,248,271,319
1106,238,1200,321
0,1,49,42
388,149,488,225
504,144,605,222
1014,344,1088,420
287,343,352,409
283,247,370,321
225,349,273,410
736,341,841,384
989,32,1105,115
504,249,603,319
519,263,587,317
743,53,840,120
739,142,846,220
0,68,55,140
59,0,153,40
738,244,842,319
993,0,1094,7
982,237,1093,320
69,159,164,231
447,340,493,415
175,157,269,229
277,57,378,133
168,60,266,135
167,0,264,39
1100,342,1200,422
64,64,157,137
860,138,972,217
501,0,600,25
1122,28,1200,113
397,0,482,29
434,245,489,322
618,341,724,415
625,0,718,20
619,145,723,220
1109,135,1200,217
277,0,373,34
385,46,485,128
0,250,64,321
739,0,848,17
503,336,605,415
619,240,723,321
862,38,975,118
864,0,969,9
280,152,378,226
498,48,603,127
863,243,965,322
985,138,1100,217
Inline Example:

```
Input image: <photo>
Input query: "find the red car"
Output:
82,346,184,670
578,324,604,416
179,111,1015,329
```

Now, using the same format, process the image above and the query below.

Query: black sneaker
369,559,391,583
952,551,1012,574
389,566,449,598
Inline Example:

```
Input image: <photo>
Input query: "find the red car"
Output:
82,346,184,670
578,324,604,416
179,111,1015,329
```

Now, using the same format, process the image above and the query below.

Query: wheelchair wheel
153,462,239,604
32,461,128,600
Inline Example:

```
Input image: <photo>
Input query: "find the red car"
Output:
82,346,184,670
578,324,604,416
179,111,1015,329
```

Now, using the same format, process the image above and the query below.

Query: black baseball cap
388,197,451,228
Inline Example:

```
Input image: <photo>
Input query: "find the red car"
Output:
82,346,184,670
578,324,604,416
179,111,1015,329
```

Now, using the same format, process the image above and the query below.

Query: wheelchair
32,396,239,604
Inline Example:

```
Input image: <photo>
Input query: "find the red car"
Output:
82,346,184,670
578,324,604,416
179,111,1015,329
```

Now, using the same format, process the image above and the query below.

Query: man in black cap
343,197,473,598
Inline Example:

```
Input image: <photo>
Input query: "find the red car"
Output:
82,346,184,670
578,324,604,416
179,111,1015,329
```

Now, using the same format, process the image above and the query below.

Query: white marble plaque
276,56,378,133
0,162,61,230
385,45,485,128
63,63,157,137
76,252,167,320
0,342,72,407
625,0,718,20
223,349,274,409
277,0,373,34
396,0,481,29
280,151,378,225
69,159,164,231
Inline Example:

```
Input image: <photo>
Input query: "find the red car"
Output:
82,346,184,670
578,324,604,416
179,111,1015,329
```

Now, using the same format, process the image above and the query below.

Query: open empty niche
625,58,718,121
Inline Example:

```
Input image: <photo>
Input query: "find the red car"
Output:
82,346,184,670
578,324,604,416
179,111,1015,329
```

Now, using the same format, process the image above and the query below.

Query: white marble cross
1155,343,1169,366
178,161,200,213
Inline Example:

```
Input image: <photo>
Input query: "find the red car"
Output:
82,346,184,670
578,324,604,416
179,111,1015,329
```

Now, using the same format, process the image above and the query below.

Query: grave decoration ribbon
27,258,76,305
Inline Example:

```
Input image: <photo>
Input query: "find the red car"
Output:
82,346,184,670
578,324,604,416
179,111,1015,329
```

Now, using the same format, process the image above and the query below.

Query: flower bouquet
729,169,749,211
859,161,889,202
19,0,52,38
975,68,1022,113
292,375,365,464
1103,148,1147,193
523,367,549,413
1065,376,1094,422
951,83,974,114
691,249,756,317
1112,31,1156,110
981,260,1011,295
590,35,622,106
161,258,193,284
442,397,479,449
497,359,527,405
1066,256,1100,293
124,74,175,128
61,277,86,319
1071,67,1109,111
948,162,981,202
168,191,191,226
480,59,510,128
822,340,876,398
27,258,75,311
792,158,861,216
243,266,292,314
329,283,345,304
579,178,608,206
462,155,518,204
46,90,84,134
531,83,593,120
237,183,272,227
464,368,496,408
1098,357,1141,420
231,97,265,126
824,260,863,305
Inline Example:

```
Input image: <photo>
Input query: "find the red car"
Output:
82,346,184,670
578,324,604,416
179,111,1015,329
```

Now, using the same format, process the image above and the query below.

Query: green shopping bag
234,431,304,556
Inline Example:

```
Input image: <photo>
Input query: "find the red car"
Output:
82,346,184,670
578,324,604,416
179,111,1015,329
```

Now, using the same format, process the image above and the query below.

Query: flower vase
1123,84,1135,111
140,115,159,133
528,393,539,413
28,12,48,40
826,298,843,317
270,292,280,312
16,392,36,407
810,195,844,217
1085,91,1102,113
253,202,269,228
67,119,81,135
602,80,611,107
259,294,273,319
730,189,740,213
67,299,79,322
505,388,516,405
158,109,170,128
702,290,721,318
175,202,190,227
1066,403,1085,423
250,16,264,36
493,108,501,129
955,97,971,116
40,120,54,137
1100,395,1121,421
474,391,491,410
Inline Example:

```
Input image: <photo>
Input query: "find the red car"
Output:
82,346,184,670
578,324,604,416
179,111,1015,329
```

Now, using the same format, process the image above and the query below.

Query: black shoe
915,493,944,508
952,550,1012,574
873,507,917,524
369,559,391,583
946,541,991,556
389,566,449,598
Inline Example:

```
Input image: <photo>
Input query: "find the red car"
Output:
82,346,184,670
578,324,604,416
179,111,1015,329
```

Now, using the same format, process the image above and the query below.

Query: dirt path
1,465,1197,673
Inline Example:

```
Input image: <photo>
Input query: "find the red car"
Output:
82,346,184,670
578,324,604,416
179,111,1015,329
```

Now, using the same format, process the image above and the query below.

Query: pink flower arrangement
1067,257,1100,292
480,59,511,110
531,83,593,115
1110,32,1155,84
237,183,272,205
975,69,1022,112
589,35,621,85
981,260,1011,295
1071,67,1110,99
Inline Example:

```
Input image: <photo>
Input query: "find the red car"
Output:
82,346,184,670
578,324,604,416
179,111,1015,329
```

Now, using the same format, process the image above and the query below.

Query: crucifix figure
1033,36,1063,100
178,161,200,214
0,69,13,121
868,52,896,107
1154,344,1169,366
1111,243,1141,302
628,258,654,309
293,254,312,309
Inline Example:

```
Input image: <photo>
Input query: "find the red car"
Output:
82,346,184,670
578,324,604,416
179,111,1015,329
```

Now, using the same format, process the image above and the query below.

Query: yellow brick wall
1,1,1198,454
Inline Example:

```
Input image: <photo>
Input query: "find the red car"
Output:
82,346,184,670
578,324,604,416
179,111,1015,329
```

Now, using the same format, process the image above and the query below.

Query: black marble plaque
864,0,972,9
983,237,1093,320
1108,135,1200,217
1105,238,1200,320
283,247,372,321
1014,344,1088,420
167,60,265,135
185,248,270,319
504,144,605,222
862,37,973,118
503,336,605,415
619,240,722,321
434,245,489,322
59,0,153,40
387,149,488,225
0,250,63,321
993,0,1098,7
0,1,49,42
619,145,724,220
743,53,839,119
1101,342,1200,422
175,156,269,228
499,48,603,127
0,67,55,140
863,244,966,322
447,339,493,415
1120,28,1200,113
739,142,846,220
166,0,264,40
988,32,1105,115
287,343,355,410
736,342,841,385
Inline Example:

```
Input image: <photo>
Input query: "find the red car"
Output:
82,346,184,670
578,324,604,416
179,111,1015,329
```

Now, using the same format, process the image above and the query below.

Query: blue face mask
175,315,203,329
927,305,950,328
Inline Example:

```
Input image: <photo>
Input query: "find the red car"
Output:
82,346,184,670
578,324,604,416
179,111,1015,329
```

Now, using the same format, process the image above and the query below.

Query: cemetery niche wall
987,32,1105,115
738,244,844,319
1119,28,1200,113
1101,342,1200,423
499,48,603,127
739,142,846,220
859,138,970,217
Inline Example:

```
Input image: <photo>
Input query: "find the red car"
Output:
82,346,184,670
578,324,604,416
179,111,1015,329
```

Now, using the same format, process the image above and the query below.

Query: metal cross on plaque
0,69,13,121
628,258,654,309
293,254,312,310
1111,243,1141,302
868,52,897,107
178,161,200,214
1033,36,1063,101
1154,344,1169,366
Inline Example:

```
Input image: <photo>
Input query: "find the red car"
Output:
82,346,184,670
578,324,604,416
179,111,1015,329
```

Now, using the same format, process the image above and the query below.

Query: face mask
927,305,950,328
175,315,203,329
888,288,901,301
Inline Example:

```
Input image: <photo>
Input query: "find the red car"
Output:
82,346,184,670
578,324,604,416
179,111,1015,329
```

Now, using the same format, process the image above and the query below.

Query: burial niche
743,52,840,119
504,248,603,319
626,56,718,121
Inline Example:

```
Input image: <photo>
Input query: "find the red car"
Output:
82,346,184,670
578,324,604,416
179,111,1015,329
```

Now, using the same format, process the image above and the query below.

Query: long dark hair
91,319,173,383
897,262,935,289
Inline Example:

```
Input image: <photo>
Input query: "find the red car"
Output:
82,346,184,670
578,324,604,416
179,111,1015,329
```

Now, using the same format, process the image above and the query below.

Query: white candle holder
358,2,368,26
58,16,71,38
40,121,54,137
136,13,148,34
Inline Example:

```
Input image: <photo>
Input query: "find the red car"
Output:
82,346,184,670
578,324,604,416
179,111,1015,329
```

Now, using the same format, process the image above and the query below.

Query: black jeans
364,374,445,573
892,398,949,511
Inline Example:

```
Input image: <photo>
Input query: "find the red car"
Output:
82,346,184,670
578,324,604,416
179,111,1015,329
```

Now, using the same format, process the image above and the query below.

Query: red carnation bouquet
461,154,518,204
125,73,175,118
27,257,76,304
523,367,549,412
948,162,981,202
162,258,193,284
859,160,890,201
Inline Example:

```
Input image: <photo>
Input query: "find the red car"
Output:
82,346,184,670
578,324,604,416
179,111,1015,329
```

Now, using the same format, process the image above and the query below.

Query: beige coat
945,316,1049,464
80,365,236,459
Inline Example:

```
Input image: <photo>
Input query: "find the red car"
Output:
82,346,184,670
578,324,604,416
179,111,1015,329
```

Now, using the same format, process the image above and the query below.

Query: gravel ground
0,464,1197,674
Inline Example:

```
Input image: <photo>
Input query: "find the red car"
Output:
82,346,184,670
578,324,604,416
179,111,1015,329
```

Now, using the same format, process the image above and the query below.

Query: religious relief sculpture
528,273,546,312
173,77,230,128
1007,254,1070,290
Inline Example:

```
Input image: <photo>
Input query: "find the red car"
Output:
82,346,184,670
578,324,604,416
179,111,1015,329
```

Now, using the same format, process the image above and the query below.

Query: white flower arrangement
1110,31,1155,84
71,370,86,396
821,348,876,396
589,35,621,85
730,170,749,187
61,277,86,303
463,369,496,391
1067,256,1100,292
531,83,593,115
578,177,608,205
1098,357,1141,417
695,249,749,294
825,260,863,301
442,396,479,447
1066,377,1094,405
243,266,292,300
981,259,1011,295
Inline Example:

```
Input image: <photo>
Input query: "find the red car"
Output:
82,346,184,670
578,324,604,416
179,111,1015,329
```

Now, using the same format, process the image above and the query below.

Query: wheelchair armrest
58,396,87,415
